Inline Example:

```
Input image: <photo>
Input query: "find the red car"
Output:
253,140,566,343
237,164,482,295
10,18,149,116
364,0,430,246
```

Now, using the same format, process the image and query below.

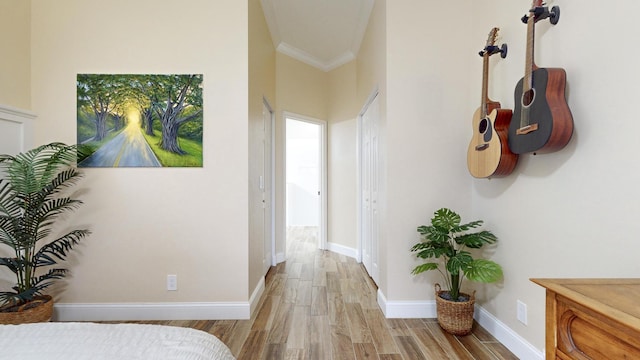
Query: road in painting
80,113,161,167
77,74,203,167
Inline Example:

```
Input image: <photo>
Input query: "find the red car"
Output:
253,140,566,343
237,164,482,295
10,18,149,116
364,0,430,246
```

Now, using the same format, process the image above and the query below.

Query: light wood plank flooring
110,227,518,359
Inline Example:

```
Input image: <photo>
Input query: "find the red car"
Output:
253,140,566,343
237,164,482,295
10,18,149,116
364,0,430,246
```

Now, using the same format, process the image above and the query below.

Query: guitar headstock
524,0,558,24
485,27,499,48
479,27,506,58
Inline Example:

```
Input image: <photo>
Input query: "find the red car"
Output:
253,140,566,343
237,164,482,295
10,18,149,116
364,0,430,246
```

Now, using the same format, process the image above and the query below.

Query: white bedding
0,322,236,359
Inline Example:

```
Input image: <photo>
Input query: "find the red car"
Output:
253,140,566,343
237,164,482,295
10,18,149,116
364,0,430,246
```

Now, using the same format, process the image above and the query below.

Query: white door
360,92,380,285
262,100,274,273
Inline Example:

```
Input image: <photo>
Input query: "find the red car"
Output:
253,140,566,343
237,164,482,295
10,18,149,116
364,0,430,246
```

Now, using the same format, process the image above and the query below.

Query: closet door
360,93,379,285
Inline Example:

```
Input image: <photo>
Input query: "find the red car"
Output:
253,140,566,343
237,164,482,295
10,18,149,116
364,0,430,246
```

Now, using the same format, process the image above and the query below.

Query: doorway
285,113,327,254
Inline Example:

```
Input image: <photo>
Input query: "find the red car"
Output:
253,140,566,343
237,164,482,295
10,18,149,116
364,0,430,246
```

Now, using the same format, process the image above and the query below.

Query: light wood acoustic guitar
508,0,573,154
467,27,517,178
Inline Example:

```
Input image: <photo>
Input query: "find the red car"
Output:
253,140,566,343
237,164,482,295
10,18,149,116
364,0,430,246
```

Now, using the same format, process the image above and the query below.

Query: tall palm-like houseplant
0,142,90,321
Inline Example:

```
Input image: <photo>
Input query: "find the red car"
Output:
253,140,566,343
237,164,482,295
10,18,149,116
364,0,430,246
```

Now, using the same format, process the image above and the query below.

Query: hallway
233,227,517,359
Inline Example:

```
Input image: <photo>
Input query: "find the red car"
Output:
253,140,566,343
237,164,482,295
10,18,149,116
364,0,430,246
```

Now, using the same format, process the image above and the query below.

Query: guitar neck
523,11,536,92
480,52,490,117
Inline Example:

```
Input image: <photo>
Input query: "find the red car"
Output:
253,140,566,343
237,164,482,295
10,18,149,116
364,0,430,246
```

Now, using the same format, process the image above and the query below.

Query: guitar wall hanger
478,43,508,59
521,5,560,25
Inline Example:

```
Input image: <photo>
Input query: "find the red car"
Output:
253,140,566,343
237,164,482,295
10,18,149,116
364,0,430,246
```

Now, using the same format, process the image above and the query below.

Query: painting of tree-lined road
77,74,203,167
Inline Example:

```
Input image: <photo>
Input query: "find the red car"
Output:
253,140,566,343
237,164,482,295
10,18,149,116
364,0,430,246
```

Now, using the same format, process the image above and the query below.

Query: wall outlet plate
517,300,527,325
167,274,178,291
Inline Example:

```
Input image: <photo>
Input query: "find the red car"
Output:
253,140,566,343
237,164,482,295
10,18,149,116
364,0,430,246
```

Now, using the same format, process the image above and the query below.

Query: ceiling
260,0,375,72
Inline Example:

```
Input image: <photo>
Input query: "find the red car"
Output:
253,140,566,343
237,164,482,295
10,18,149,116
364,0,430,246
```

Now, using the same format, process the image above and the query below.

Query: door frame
283,111,328,251
263,98,276,269
357,87,380,283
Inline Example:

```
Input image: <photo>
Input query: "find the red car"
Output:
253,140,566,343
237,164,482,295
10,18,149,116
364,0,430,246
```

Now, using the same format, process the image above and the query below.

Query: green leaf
411,262,439,275
456,230,497,248
431,208,460,231
453,220,483,233
447,251,472,275
465,259,503,283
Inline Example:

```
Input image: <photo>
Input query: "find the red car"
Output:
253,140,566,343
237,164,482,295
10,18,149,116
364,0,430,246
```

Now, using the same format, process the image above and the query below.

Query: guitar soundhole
522,88,535,107
478,118,488,134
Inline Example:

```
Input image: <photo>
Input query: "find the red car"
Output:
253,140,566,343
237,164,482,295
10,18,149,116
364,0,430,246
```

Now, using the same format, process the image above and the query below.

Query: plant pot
0,295,53,324
434,283,475,336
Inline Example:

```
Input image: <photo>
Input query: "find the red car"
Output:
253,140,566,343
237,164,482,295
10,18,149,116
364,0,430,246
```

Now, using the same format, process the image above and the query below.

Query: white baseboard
249,276,266,316
377,289,543,360
54,277,267,322
377,289,436,318
475,306,544,360
326,242,358,259
54,301,250,322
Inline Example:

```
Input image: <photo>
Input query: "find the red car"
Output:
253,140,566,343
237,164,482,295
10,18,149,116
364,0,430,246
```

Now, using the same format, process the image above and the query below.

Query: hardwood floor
113,227,518,359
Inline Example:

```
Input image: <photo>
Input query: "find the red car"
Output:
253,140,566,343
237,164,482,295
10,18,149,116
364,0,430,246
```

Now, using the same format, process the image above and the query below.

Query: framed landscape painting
77,74,203,167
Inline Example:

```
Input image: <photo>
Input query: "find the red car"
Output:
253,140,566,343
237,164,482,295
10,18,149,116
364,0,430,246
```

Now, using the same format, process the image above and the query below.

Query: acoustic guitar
508,0,573,154
467,28,517,179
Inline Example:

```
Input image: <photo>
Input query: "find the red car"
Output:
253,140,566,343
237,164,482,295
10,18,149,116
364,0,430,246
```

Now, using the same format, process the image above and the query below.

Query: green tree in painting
77,74,118,141
152,74,203,154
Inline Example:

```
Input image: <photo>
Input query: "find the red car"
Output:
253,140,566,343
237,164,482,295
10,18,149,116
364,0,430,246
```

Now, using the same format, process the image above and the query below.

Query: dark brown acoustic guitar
467,27,517,178
508,0,573,154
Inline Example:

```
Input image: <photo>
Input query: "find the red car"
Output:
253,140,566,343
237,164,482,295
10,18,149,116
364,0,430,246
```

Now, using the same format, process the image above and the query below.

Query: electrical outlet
167,274,177,291
517,300,527,325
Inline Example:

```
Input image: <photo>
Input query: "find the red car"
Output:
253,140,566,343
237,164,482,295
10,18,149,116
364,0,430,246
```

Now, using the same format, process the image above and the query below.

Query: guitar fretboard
481,50,490,118
520,6,537,130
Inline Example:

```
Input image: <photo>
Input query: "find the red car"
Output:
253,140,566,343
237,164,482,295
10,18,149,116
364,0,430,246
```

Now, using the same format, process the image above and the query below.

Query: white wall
29,0,249,314
286,119,321,227
470,0,640,351
373,0,640,356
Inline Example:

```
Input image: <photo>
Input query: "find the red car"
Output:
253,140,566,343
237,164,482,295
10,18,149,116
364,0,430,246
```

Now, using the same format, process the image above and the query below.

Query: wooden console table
531,278,640,359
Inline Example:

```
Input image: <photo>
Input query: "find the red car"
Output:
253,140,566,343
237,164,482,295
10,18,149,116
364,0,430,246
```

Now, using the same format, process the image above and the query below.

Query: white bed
0,322,236,359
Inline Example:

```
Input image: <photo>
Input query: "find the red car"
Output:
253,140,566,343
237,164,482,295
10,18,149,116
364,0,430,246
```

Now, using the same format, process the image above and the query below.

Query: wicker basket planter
435,284,476,336
0,295,53,325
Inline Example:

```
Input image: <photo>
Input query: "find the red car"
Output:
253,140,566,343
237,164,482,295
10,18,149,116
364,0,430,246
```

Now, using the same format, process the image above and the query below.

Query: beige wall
371,0,640,353
384,0,474,299
0,0,31,109
469,1,640,350
29,0,249,304
248,0,276,301
327,61,359,250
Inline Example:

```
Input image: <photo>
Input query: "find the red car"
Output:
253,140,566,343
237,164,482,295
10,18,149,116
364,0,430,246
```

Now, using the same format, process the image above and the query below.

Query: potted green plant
410,207,502,335
0,142,90,324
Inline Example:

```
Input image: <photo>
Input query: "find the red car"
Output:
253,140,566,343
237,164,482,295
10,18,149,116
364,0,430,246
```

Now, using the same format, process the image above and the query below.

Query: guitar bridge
475,143,489,151
516,123,538,135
